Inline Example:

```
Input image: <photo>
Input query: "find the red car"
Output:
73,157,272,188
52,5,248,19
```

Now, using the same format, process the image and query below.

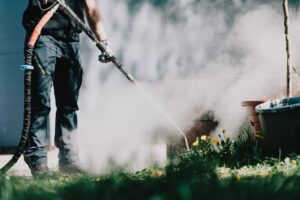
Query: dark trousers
23,35,83,168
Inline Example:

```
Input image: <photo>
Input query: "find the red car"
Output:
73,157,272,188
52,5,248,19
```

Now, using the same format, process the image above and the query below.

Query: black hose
0,1,59,176
0,45,34,176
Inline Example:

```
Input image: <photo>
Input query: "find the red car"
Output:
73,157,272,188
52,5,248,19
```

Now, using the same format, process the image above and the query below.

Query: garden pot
241,100,266,139
256,97,300,156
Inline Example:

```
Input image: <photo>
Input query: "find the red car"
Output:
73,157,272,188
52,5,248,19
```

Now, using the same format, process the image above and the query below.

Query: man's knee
30,107,51,132
56,107,78,130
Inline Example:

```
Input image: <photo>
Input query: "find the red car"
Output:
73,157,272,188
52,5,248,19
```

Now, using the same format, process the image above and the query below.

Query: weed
191,126,263,168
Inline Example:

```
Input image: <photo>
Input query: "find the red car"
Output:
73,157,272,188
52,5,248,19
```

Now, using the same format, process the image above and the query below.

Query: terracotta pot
241,100,266,139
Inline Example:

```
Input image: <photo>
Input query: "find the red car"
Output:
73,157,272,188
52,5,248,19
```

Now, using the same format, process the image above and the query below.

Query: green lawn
1,157,300,200
1,131,300,200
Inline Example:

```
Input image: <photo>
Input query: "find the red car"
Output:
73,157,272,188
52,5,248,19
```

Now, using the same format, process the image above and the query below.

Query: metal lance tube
57,0,135,83
0,4,59,176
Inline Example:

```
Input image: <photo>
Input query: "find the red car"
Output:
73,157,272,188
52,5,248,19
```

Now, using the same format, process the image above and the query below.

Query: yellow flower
255,134,264,139
211,138,220,144
258,172,265,177
192,140,199,147
291,160,297,165
200,135,207,141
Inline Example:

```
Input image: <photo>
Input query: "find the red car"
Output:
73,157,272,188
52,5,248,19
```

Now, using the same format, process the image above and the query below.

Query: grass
1,129,300,200
2,159,300,200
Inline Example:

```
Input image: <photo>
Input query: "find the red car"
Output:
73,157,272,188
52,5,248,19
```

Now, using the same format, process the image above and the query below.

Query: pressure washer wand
56,0,135,83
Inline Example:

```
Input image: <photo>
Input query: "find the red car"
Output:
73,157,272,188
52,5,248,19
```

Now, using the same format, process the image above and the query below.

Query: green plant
191,126,263,168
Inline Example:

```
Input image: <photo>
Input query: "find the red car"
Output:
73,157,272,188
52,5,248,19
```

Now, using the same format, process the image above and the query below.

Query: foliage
190,127,263,168
2,159,300,200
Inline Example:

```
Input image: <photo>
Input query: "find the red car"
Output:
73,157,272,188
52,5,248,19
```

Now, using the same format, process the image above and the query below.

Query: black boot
30,164,49,177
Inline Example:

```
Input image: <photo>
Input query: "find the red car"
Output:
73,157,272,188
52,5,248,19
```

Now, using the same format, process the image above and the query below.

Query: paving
0,145,167,176
0,148,59,177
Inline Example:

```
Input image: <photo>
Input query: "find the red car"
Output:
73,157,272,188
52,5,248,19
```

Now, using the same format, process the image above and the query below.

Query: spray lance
0,0,189,176
55,0,135,83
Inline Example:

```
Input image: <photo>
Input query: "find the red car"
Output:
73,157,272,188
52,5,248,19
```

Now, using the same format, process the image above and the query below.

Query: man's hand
99,40,113,63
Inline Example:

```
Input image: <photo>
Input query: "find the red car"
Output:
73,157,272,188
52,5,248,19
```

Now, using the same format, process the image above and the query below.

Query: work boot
30,164,49,177
59,163,84,174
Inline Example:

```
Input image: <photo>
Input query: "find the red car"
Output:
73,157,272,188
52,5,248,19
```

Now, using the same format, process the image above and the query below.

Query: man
22,0,111,176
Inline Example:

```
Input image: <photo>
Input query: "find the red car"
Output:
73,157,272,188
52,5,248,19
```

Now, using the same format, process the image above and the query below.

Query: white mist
71,0,300,173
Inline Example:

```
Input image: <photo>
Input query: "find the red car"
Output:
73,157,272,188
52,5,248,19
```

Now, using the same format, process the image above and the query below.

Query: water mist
70,0,299,173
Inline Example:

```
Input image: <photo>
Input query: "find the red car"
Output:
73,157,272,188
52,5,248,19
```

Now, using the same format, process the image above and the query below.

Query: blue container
256,97,300,156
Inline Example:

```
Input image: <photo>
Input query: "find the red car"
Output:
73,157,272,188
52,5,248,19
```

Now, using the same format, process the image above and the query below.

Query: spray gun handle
98,53,112,63
96,42,108,55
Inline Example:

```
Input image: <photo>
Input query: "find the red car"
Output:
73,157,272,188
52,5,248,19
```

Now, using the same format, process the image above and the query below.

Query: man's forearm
84,0,107,41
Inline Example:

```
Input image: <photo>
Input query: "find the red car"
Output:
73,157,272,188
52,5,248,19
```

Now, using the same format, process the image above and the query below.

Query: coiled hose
0,4,59,176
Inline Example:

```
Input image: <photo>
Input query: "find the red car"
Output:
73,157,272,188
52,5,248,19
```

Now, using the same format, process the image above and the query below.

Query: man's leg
53,47,83,171
23,36,57,174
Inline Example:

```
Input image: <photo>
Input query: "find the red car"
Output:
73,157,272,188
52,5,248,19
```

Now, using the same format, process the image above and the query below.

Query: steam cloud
71,0,299,173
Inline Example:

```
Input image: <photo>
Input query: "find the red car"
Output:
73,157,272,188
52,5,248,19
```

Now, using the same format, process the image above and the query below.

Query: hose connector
20,65,34,71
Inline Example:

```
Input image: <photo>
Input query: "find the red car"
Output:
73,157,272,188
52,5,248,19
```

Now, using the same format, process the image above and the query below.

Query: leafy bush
190,126,263,168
